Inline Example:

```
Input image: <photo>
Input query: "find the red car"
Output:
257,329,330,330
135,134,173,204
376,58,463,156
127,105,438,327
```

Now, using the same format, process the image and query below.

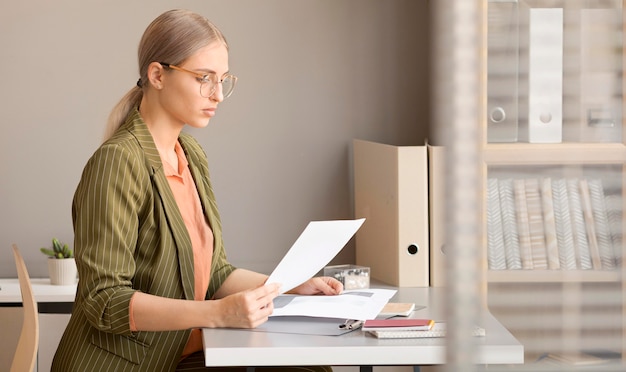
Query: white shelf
488,269,621,283
484,143,626,165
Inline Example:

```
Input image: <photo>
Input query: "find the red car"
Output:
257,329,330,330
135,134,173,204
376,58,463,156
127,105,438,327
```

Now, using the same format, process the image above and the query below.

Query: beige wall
0,0,430,277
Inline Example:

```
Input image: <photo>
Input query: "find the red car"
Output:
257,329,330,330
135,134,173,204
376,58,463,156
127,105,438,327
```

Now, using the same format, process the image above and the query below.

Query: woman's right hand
208,282,281,328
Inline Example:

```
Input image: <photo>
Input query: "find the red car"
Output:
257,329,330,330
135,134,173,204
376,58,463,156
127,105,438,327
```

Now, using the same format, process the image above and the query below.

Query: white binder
518,6,563,143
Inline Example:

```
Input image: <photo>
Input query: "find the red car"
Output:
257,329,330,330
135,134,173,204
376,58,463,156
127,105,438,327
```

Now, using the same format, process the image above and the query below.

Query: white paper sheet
266,218,365,293
270,288,397,321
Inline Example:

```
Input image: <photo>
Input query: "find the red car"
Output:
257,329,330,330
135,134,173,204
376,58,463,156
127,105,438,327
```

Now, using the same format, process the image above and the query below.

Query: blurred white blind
434,0,625,370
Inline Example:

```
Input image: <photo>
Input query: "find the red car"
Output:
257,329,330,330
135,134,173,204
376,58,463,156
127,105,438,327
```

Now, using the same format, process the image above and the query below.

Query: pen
339,319,364,330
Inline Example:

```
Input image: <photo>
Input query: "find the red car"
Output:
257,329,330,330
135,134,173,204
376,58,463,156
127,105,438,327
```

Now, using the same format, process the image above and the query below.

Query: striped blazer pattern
51,109,237,372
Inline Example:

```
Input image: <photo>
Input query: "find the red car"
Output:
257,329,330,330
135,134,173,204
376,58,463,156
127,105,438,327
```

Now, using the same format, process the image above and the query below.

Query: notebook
362,318,435,332
367,322,486,339
377,302,416,317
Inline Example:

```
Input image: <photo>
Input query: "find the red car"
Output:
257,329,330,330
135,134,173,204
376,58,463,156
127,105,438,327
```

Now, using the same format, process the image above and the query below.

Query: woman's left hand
288,276,343,295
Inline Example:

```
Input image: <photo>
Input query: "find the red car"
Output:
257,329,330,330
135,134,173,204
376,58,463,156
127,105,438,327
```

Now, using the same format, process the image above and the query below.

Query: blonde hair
104,9,228,140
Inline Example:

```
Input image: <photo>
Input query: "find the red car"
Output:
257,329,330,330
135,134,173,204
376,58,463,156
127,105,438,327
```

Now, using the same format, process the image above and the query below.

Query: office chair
11,244,39,372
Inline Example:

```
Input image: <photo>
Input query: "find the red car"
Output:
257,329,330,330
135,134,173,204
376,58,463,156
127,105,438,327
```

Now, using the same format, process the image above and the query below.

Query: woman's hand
209,282,281,328
288,276,343,295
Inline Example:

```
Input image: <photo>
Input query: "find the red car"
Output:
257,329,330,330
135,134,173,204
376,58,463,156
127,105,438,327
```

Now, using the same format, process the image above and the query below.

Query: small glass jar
323,264,370,290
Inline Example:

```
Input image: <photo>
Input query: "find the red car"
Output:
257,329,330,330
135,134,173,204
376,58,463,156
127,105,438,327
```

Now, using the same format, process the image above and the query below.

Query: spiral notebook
368,322,485,339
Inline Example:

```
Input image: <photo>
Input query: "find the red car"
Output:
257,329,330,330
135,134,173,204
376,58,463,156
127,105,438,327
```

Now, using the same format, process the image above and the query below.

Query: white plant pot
47,257,77,285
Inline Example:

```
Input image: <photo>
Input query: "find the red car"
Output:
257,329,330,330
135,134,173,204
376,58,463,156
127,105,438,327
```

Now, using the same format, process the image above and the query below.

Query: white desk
0,278,77,303
0,278,77,372
202,287,524,367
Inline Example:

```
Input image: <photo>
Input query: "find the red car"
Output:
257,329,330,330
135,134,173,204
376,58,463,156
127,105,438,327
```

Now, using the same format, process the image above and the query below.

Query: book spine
551,178,577,270
605,194,623,267
499,178,522,269
487,178,507,270
588,179,615,270
514,179,534,269
567,178,593,269
579,179,603,269
526,178,548,269
541,178,560,269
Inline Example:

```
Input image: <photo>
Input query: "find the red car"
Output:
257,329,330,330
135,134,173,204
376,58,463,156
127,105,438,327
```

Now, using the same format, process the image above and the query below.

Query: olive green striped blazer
51,109,236,372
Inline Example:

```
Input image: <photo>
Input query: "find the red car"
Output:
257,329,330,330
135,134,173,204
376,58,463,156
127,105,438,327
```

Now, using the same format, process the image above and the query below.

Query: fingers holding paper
210,282,281,328
288,276,344,295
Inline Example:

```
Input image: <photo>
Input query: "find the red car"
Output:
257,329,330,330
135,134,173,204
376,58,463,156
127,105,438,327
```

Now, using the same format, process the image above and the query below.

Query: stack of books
362,319,485,339
486,177,621,271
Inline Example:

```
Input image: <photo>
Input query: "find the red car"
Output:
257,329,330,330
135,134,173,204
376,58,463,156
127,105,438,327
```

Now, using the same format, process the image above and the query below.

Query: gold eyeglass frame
159,62,237,98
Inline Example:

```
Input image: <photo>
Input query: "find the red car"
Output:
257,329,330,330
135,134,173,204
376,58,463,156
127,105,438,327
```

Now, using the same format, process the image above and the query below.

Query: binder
487,0,519,142
353,140,429,287
518,6,563,143
428,145,446,286
568,8,623,143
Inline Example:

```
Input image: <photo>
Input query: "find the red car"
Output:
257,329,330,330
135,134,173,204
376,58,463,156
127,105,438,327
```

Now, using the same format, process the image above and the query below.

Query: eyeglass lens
200,76,236,98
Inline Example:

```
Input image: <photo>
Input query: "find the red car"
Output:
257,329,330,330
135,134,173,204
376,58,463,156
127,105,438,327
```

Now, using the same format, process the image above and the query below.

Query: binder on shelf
487,0,519,143
568,8,623,143
353,140,429,287
428,145,446,286
518,6,563,143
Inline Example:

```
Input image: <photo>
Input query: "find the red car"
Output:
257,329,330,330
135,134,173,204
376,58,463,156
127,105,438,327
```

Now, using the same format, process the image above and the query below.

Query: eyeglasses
159,62,237,99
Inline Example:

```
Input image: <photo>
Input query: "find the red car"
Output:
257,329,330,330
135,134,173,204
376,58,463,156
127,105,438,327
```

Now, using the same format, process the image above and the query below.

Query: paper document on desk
266,218,365,293
271,288,396,320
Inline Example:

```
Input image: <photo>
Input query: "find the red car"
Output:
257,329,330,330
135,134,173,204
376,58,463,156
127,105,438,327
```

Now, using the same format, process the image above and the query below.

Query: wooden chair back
10,244,39,372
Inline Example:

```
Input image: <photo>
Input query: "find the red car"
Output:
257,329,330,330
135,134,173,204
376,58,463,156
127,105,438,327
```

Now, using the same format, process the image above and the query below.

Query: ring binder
518,6,563,143
353,140,429,287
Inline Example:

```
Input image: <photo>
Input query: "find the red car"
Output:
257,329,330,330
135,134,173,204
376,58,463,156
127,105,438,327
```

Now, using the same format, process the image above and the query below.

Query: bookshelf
482,0,625,363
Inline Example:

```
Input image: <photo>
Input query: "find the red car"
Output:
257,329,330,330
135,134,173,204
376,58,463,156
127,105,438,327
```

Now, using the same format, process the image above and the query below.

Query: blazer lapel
124,109,195,300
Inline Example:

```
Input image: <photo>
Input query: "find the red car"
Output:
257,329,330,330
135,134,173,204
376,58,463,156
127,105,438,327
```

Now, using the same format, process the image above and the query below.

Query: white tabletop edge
202,286,524,366
0,278,77,303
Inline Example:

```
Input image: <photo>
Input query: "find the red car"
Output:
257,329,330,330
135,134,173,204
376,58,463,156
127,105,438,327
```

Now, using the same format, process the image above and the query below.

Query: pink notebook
362,319,435,332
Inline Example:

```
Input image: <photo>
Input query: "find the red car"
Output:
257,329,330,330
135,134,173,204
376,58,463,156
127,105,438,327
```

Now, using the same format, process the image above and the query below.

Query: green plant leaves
41,238,73,259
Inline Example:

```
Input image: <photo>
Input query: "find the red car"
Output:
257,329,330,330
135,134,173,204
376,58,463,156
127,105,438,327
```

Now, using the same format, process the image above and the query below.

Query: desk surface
202,286,524,367
0,278,77,303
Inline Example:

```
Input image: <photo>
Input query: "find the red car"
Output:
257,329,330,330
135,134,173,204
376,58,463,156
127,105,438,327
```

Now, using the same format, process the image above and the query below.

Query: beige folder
353,139,429,287
428,145,446,287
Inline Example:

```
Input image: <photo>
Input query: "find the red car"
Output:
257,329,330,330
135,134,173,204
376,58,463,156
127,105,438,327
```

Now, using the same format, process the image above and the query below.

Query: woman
51,9,342,372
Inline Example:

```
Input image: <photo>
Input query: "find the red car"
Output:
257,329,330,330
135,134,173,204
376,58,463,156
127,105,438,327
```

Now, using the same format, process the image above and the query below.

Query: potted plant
40,238,77,285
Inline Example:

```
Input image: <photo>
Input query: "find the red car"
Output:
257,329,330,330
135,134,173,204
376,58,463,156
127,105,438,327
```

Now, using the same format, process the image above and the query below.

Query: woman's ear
146,61,165,90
